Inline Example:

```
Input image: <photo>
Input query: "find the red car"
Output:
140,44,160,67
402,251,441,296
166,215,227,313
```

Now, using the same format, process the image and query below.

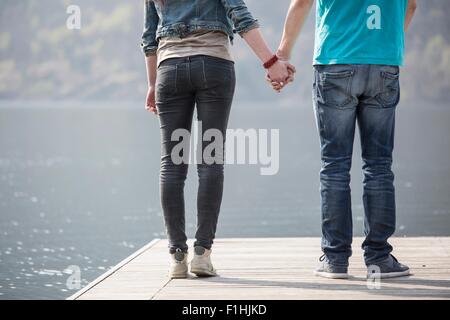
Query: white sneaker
168,248,188,279
190,246,217,277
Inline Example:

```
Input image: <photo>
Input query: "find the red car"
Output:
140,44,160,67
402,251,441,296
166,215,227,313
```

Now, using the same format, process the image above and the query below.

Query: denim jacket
141,0,259,56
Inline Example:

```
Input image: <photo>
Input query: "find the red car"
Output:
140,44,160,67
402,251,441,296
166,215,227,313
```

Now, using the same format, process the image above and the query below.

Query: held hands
265,54,296,93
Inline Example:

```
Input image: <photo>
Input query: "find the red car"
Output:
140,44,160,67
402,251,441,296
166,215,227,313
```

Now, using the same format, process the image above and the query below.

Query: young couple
142,0,417,280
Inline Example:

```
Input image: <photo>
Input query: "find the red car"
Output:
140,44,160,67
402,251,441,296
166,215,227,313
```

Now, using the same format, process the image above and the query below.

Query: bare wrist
276,48,290,61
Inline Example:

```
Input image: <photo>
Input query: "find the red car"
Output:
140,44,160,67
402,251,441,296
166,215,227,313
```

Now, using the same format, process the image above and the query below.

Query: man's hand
145,86,157,114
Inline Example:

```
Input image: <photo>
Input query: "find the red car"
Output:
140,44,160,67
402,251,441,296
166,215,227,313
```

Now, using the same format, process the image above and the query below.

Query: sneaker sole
191,267,217,277
314,270,349,279
369,269,410,279
169,272,188,279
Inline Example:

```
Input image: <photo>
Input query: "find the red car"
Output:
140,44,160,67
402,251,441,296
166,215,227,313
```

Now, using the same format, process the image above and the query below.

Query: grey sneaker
367,255,410,279
190,246,217,277
314,254,349,279
168,248,188,279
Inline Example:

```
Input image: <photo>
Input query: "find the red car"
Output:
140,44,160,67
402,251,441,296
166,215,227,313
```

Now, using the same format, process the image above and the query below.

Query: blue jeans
313,64,400,266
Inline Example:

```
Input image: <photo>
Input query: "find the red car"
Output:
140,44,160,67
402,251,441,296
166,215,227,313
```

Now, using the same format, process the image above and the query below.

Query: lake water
0,99,449,299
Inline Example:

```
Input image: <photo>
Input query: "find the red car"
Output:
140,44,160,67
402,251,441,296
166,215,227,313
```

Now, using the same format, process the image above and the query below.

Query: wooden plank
67,238,161,300
70,237,450,300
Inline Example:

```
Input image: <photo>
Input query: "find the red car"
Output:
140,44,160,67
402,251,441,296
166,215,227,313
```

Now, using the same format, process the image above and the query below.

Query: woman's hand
145,86,157,114
144,55,158,114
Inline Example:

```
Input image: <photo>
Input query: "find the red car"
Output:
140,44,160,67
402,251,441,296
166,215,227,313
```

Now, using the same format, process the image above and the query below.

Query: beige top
157,31,233,66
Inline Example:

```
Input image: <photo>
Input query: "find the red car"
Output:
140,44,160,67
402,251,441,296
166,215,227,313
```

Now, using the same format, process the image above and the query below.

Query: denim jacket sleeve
220,0,259,36
141,0,159,56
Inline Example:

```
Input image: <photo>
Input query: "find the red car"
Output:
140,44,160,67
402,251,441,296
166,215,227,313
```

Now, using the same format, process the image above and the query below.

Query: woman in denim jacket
141,0,293,278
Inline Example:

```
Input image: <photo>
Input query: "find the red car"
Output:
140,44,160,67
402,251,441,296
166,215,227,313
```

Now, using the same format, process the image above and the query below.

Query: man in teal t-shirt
275,0,417,279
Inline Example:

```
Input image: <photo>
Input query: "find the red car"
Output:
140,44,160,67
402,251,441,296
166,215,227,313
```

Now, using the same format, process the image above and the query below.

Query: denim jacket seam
236,20,259,36
144,47,158,57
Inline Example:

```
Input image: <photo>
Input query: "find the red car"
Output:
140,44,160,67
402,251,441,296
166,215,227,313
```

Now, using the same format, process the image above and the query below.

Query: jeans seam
174,64,178,94
201,59,207,89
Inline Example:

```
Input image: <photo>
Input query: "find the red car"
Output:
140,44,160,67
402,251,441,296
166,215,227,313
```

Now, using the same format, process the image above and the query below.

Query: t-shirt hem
313,57,403,66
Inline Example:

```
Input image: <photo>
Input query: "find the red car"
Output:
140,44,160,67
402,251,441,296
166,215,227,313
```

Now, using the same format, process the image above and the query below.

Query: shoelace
319,254,326,262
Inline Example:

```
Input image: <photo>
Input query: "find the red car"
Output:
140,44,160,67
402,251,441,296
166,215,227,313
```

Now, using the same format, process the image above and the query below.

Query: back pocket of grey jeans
202,59,235,96
317,69,354,108
156,64,178,102
376,69,400,108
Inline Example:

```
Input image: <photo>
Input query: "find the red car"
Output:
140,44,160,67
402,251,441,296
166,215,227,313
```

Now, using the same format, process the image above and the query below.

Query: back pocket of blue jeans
316,68,355,108
376,69,400,108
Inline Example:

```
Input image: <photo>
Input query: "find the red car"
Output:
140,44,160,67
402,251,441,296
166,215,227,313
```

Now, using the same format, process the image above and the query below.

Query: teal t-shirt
314,0,407,66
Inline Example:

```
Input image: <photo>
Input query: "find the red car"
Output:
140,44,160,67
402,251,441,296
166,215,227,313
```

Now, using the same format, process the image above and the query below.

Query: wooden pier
68,237,450,300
